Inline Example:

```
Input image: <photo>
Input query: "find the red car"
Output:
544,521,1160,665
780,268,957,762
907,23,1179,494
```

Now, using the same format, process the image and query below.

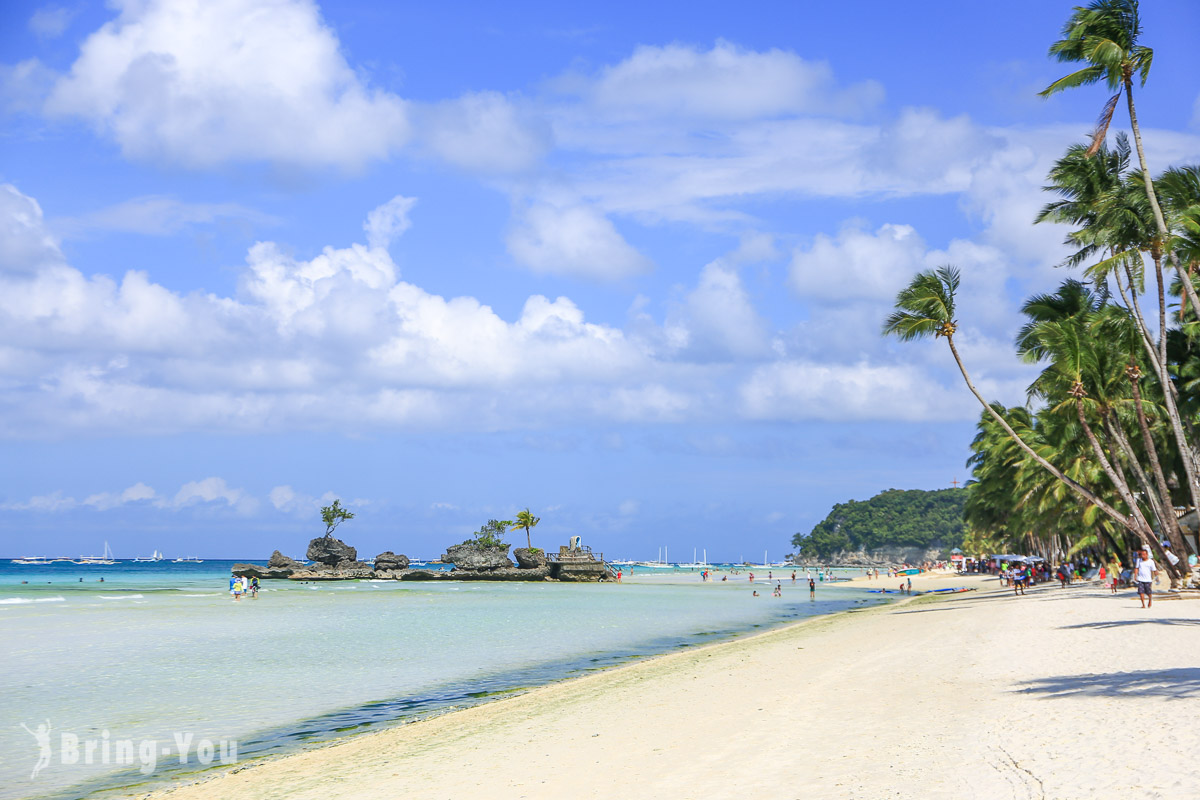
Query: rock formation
442,543,513,570
374,551,410,571
306,536,358,567
513,547,547,569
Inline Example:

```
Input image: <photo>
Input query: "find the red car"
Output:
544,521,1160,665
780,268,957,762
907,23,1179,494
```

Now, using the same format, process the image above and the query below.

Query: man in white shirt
1134,548,1157,608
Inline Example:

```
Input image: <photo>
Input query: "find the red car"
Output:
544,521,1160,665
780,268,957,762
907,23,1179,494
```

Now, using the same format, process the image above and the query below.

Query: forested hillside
792,488,967,558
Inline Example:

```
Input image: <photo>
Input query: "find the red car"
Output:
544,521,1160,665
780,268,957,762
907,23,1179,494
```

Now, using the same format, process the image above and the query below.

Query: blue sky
1,0,1198,561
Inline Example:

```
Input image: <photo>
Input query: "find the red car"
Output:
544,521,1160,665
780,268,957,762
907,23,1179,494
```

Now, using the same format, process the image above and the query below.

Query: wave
98,594,144,600
0,595,66,605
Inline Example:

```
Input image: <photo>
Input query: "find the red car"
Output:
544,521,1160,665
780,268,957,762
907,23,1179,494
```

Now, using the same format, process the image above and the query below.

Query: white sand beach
146,572,1200,800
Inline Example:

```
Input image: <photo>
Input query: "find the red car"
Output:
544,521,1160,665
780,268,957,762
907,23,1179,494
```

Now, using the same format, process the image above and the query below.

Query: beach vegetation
320,500,355,539
511,509,540,549
884,0,1200,585
465,519,513,549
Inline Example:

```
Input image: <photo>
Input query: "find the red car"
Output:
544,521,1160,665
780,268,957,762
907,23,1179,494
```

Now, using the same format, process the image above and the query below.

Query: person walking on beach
808,577,815,599
906,577,912,594
230,574,242,601
250,576,260,598
1135,548,1157,608
791,571,796,583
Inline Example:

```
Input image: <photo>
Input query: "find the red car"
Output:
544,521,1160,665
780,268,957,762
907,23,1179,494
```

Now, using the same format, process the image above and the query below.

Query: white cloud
54,196,279,237
506,202,651,280
581,40,883,120
667,260,769,360
0,184,65,274
790,222,927,305
618,499,639,516
29,6,77,39
363,195,417,250
173,477,257,513
740,360,976,422
418,91,548,173
83,482,158,510
269,485,336,515
43,0,409,168
5,479,263,514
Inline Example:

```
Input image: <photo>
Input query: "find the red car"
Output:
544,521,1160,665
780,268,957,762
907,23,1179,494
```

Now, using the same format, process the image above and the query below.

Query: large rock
287,563,375,580
306,536,358,567
268,550,305,570
513,547,547,569
400,566,550,581
443,543,513,570
374,551,409,571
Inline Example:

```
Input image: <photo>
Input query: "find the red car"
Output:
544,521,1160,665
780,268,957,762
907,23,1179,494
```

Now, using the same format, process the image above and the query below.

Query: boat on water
74,541,116,565
173,556,203,563
12,556,52,565
132,550,164,563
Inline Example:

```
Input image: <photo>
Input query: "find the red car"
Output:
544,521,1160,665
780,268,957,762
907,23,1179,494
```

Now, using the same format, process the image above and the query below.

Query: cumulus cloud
173,477,257,513
580,40,883,120
42,0,409,168
364,195,417,250
0,185,712,434
666,260,769,360
506,202,651,280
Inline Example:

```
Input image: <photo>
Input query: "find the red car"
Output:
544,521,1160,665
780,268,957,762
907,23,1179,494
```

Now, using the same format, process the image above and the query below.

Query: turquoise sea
0,560,882,799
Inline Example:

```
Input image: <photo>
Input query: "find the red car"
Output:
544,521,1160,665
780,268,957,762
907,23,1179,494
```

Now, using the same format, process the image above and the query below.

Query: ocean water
0,560,880,799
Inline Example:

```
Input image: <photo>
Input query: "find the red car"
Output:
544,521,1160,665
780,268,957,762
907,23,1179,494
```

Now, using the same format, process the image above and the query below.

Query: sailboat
173,555,203,563
132,549,163,563
74,541,116,565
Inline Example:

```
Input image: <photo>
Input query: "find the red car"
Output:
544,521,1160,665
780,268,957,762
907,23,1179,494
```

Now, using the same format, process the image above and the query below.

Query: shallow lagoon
0,561,878,799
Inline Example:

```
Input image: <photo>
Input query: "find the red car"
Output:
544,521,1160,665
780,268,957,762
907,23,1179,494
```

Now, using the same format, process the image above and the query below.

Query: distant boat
12,557,51,565
132,550,164,563
173,556,203,563
74,541,116,565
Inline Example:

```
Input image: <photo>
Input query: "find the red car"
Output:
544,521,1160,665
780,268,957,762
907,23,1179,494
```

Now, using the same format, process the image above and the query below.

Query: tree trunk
1123,76,1200,316
1074,400,1153,547
945,336,1141,536
1128,374,1194,558
1116,265,1200,517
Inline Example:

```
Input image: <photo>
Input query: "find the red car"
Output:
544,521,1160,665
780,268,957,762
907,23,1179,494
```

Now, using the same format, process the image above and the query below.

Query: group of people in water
229,574,259,600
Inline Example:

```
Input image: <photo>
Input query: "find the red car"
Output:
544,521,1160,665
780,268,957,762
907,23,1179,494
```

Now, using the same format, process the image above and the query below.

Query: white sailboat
132,549,163,563
12,556,52,565
173,555,203,563
74,541,116,565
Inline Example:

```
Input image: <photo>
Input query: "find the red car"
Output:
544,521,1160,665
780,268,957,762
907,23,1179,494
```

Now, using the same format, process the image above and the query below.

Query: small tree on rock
321,499,355,539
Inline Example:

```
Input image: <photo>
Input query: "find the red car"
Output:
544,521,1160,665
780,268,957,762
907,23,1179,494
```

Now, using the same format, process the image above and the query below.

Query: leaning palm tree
510,508,540,550
1041,0,1200,318
883,267,1145,544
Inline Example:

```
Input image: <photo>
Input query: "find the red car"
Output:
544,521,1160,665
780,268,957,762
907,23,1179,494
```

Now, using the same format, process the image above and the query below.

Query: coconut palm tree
884,267,1145,542
1041,0,1200,319
510,508,540,550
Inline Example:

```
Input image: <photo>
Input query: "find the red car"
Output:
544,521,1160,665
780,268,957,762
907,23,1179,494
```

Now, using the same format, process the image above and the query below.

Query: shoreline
132,570,1200,799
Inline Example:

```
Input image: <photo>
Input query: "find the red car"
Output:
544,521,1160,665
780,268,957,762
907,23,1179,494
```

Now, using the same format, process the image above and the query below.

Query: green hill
792,488,967,558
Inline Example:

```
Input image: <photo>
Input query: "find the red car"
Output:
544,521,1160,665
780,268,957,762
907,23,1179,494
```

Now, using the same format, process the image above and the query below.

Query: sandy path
145,574,1200,800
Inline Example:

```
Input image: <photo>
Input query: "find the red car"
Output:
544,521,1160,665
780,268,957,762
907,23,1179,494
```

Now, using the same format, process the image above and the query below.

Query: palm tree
883,267,1144,542
510,508,540,550
1041,0,1200,319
